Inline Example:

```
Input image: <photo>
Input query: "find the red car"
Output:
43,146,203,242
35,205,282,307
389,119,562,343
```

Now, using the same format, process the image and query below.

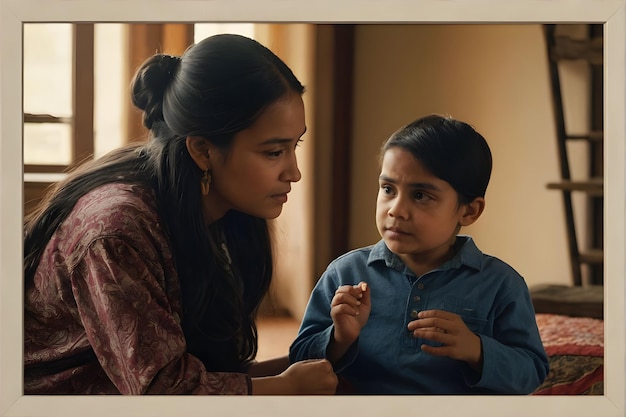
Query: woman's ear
185,136,211,171
459,197,485,227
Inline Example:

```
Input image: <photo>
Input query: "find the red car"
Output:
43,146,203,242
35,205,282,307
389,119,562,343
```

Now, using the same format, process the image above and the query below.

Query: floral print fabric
24,183,251,395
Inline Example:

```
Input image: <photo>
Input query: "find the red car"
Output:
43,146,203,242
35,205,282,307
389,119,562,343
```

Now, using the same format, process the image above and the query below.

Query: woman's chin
255,206,283,220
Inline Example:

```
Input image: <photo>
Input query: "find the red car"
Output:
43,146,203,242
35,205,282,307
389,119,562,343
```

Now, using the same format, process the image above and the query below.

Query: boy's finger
331,303,360,317
353,281,370,304
331,292,362,308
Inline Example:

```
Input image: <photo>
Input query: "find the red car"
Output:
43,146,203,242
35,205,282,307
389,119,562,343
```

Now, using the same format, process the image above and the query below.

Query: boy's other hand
407,309,483,371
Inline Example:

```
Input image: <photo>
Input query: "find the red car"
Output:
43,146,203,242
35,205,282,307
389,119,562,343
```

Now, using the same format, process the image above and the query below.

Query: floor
256,316,300,361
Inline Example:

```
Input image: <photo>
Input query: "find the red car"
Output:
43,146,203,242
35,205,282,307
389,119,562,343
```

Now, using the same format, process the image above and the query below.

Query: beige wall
348,24,591,288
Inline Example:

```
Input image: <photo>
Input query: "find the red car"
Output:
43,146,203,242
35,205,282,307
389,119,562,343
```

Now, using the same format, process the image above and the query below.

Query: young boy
289,114,549,394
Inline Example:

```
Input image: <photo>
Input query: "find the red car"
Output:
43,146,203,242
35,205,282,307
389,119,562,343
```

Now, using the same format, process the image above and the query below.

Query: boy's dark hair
381,114,492,203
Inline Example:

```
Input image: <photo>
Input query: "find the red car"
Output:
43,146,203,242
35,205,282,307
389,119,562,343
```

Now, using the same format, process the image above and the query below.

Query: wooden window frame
23,23,95,174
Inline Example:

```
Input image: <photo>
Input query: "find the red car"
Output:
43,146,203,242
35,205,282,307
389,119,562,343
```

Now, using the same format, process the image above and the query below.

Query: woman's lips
272,193,288,203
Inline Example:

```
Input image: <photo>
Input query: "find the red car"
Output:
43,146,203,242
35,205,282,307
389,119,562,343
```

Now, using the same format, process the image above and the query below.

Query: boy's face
376,147,467,273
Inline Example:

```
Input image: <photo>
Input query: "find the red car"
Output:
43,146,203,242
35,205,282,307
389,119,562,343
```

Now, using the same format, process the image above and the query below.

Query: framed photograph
1,1,624,416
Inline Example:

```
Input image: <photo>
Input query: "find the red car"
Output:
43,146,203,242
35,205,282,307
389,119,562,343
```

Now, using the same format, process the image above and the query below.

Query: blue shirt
289,236,549,394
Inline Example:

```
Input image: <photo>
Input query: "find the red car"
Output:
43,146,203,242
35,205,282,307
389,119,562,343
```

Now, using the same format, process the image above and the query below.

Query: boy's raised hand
407,309,483,372
327,282,371,363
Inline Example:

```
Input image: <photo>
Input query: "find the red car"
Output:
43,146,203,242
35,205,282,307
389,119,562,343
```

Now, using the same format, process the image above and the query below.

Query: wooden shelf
579,249,603,264
550,35,603,65
544,24,604,287
546,178,603,195
530,284,603,319
566,130,603,142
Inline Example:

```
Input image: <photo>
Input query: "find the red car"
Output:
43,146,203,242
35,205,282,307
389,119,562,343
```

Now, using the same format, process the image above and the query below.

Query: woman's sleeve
70,236,251,395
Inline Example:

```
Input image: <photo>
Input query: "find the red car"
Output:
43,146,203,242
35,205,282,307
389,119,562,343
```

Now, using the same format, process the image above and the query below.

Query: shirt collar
367,235,484,274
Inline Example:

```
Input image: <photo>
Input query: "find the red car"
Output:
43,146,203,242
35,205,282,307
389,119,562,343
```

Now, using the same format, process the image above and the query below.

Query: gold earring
201,169,211,195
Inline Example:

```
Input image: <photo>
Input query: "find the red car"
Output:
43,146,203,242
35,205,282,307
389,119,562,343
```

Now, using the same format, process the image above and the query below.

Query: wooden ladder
530,24,604,318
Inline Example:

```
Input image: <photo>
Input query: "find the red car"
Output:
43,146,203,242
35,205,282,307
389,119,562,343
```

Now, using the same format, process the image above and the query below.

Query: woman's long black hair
24,34,305,371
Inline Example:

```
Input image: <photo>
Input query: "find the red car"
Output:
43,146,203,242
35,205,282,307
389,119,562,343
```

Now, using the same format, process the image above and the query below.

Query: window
23,23,255,214
23,23,124,213
23,23,84,170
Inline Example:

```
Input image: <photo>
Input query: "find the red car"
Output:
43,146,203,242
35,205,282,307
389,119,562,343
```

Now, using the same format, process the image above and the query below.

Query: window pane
94,24,125,158
23,23,73,116
24,23,73,166
23,123,72,165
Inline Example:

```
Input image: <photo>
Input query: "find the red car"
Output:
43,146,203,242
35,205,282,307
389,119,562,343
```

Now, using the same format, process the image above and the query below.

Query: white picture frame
1,1,624,416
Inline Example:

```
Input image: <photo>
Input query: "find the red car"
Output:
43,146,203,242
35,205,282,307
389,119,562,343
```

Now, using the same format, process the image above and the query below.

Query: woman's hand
251,359,337,395
279,359,338,394
246,356,290,377
407,309,483,371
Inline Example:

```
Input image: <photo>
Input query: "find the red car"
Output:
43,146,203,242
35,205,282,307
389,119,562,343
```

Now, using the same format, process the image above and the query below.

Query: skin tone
187,91,337,395
187,91,306,224
328,146,486,373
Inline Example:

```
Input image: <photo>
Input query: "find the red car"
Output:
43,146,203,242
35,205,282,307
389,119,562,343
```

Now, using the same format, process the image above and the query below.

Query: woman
23,33,337,395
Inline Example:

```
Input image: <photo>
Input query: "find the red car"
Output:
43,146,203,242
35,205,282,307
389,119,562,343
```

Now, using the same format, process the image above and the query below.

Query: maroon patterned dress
24,183,251,394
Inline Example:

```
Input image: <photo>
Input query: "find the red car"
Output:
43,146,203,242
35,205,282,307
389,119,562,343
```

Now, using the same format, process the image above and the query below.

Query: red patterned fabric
24,183,251,395
532,313,604,395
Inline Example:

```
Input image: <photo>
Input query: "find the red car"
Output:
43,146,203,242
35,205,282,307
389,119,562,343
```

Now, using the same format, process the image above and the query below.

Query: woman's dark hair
24,34,305,371
380,114,492,204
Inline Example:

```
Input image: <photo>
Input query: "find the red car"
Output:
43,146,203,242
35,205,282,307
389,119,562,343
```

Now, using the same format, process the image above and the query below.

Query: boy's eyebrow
378,175,441,191
258,127,307,146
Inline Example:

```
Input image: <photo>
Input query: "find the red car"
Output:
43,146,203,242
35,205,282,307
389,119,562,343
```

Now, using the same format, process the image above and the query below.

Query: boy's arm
289,269,370,369
288,273,338,363
407,284,549,394
476,287,549,394
468,287,550,394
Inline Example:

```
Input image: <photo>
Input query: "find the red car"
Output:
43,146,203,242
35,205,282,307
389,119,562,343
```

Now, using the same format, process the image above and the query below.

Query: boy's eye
414,191,433,201
381,185,392,194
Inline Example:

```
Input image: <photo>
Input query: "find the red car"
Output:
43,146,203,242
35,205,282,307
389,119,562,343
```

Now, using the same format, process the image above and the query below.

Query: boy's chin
382,239,408,254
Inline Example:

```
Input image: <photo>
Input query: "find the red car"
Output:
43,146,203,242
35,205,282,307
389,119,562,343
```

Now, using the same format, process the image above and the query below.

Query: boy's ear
185,136,211,171
459,197,485,227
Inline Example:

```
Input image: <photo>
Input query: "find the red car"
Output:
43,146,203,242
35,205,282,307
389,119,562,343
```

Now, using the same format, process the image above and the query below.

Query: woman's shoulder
77,182,157,215
57,182,163,247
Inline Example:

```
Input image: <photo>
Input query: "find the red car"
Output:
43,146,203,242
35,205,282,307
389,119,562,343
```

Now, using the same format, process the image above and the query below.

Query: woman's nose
282,155,301,183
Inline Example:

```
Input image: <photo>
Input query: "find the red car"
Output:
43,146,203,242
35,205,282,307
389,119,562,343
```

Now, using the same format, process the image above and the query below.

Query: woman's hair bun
130,54,182,129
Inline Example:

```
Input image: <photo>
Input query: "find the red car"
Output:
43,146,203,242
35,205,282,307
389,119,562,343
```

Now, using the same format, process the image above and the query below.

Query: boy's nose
388,198,409,219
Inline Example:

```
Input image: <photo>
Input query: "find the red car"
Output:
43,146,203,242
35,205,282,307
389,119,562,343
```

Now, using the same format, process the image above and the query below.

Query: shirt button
417,283,425,290
413,295,421,302
410,310,419,318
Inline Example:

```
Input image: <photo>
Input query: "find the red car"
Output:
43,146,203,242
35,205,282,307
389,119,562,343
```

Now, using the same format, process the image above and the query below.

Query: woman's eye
267,150,284,158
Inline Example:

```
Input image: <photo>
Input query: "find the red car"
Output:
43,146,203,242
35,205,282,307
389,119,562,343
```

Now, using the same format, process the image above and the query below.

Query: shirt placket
403,278,428,348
